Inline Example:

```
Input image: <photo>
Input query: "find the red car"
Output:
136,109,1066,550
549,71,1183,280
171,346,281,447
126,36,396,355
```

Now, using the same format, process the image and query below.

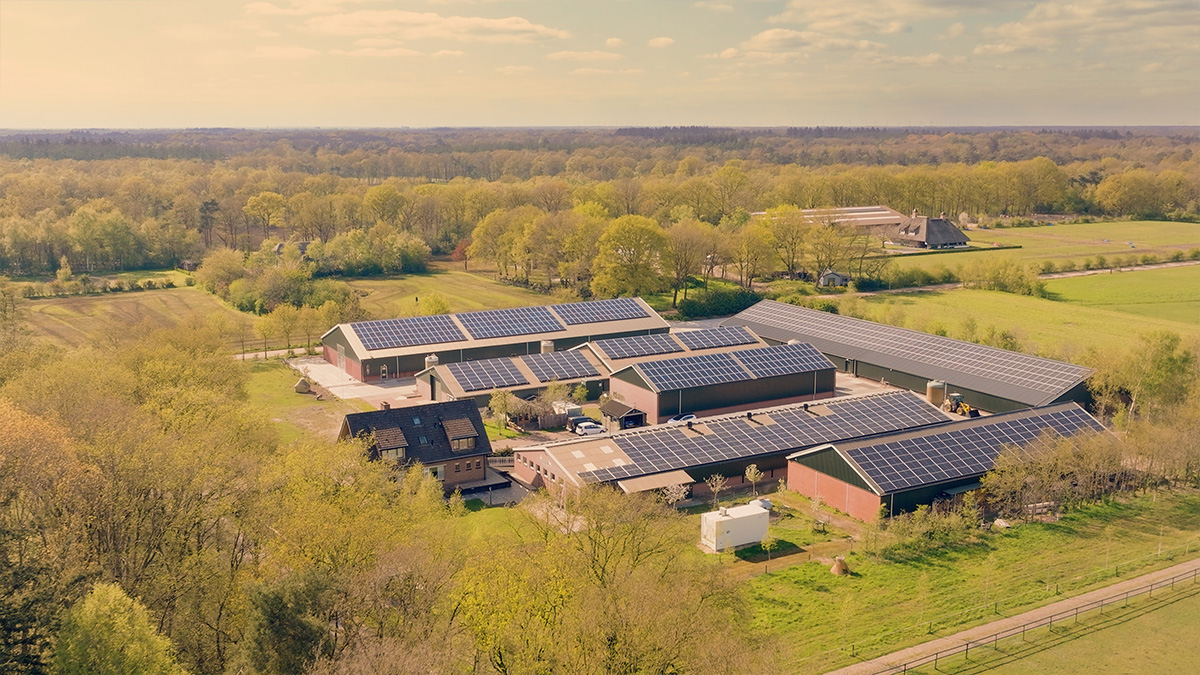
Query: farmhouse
723,300,1094,412
513,390,949,493
340,399,496,490
321,297,668,382
606,342,838,424
787,402,1106,520
884,213,971,249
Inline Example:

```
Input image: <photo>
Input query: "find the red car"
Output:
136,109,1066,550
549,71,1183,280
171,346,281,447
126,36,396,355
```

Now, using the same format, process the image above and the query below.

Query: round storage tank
424,354,439,369
926,380,946,407
540,340,555,354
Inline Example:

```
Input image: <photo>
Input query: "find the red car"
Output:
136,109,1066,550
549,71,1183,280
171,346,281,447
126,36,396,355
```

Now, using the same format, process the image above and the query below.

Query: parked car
666,413,697,426
567,415,593,431
574,421,605,436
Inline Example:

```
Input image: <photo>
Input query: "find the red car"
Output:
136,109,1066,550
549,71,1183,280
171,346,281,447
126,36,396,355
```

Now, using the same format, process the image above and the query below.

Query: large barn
787,402,1106,520
606,342,838,424
320,297,668,382
415,347,609,407
723,300,1094,413
513,390,949,493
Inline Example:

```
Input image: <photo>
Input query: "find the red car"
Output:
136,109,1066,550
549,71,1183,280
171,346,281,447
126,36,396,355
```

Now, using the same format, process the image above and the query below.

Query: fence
871,565,1200,674
489,456,515,469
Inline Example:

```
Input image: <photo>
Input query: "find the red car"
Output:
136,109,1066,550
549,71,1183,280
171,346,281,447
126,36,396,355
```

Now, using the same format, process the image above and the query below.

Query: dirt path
822,555,1200,675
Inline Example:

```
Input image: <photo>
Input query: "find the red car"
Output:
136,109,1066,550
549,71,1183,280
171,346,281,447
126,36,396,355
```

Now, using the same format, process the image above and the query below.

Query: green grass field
890,220,1200,271
345,260,552,316
1043,265,1200,325
747,492,1200,674
242,360,373,444
904,582,1200,674
845,286,1200,358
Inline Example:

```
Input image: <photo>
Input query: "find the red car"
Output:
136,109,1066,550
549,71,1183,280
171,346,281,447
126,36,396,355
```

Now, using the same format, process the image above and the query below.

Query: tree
254,313,277,358
450,237,470,270
243,191,286,241
269,304,301,352
0,277,28,352
705,474,728,510
297,306,323,352
728,223,774,288
661,483,689,507
762,205,809,279
363,184,408,228
665,219,710,307
744,464,764,497
489,390,515,426
54,583,187,675
761,535,778,562
591,215,667,297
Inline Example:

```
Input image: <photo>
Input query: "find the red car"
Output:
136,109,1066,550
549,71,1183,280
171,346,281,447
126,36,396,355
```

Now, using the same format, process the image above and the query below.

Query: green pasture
845,287,1200,358
747,492,1200,674
889,220,1200,271
1043,265,1200,325
345,260,552,316
242,360,372,445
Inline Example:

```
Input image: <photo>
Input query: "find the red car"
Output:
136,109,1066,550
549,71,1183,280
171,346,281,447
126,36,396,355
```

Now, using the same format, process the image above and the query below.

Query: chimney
540,340,555,354
686,421,693,430
746,411,754,420
803,403,810,413
911,209,918,218
381,401,391,410
424,354,439,369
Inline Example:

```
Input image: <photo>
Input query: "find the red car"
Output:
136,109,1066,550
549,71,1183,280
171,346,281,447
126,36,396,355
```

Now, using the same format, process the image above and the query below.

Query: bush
184,276,196,286
1189,248,1200,261
676,287,761,319
779,295,839,314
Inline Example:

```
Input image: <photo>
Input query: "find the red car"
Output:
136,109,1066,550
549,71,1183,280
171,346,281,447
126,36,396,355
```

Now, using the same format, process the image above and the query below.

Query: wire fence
870,565,1200,674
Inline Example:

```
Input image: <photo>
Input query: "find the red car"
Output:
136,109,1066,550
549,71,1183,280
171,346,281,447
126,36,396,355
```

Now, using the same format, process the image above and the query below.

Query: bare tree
705,474,728,510
744,464,764,497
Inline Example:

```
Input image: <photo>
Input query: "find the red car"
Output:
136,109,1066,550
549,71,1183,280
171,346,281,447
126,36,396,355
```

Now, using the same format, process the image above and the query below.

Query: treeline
0,319,766,675
1,128,1197,278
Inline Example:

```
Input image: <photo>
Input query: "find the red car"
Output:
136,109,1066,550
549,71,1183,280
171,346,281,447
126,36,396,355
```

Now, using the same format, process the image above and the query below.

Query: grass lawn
904,582,1200,674
483,420,526,441
1043,265,1200,325
844,288,1200,358
747,492,1200,674
345,260,552,316
889,220,1200,272
243,360,373,444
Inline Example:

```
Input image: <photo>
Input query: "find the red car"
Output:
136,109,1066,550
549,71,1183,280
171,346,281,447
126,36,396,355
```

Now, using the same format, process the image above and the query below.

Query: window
454,463,461,473
475,459,482,469
418,436,429,445
424,465,444,481
412,417,422,426
450,436,477,452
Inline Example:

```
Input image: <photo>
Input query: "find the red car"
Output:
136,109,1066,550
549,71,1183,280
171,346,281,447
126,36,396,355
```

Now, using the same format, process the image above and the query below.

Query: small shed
817,269,850,287
600,399,647,430
700,499,771,552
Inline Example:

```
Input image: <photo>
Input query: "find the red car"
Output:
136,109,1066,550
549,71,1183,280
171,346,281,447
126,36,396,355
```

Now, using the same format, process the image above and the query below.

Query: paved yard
287,356,425,409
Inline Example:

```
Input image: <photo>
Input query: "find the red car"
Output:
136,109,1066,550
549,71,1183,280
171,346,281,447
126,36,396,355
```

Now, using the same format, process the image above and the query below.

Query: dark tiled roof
342,400,491,464
601,400,639,418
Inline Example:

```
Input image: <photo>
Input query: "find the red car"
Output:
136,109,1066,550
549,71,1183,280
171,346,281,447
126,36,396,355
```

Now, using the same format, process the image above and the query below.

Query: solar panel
445,358,529,392
520,350,600,382
455,306,564,340
579,391,949,483
674,326,758,351
730,301,1092,398
846,406,1105,494
635,352,748,391
733,343,835,378
594,333,682,360
551,298,650,325
351,315,466,350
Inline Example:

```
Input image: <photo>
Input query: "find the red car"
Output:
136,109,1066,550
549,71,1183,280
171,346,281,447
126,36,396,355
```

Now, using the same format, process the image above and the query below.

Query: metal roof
722,300,1093,406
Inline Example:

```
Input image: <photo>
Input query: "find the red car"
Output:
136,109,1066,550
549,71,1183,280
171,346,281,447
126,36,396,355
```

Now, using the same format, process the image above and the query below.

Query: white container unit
700,499,771,552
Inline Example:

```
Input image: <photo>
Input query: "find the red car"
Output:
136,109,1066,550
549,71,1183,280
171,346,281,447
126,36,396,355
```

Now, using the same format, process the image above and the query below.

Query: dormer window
412,417,422,426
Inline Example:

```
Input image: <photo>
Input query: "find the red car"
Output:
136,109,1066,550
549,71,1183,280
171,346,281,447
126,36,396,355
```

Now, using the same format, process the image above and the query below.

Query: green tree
590,215,667,297
744,464,764,497
665,218,710,307
243,192,287,241
54,583,187,675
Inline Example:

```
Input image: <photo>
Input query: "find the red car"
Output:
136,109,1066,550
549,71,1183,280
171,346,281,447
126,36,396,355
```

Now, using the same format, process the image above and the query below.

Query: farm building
722,300,1094,413
751,205,909,229
883,213,970,249
512,390,949,493
787,402,1106,520
320,297,668,382
701,499,771,552
339,399,500,491
580,325,768,373
607,342,838,424
414,346,609,407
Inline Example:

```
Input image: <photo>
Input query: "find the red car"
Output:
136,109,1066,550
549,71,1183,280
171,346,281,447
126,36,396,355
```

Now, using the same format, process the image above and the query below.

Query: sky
0,0,1197,129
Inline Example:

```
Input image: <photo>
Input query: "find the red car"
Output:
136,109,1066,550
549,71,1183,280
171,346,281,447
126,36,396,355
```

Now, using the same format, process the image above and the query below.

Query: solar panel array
594,333,683,360
735,342,834,378
455,306,565,340
551,297,649,325
579,391,949,483
445,358,529,392
636,352,749,390
733,301,1090,395
631,343,835,392
520,350,600,382
351,315,466,351
674,326,758,351
847,406,1105,494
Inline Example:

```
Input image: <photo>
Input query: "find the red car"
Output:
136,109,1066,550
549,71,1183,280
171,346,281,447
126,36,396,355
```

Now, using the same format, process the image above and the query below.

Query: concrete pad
288,356,422,408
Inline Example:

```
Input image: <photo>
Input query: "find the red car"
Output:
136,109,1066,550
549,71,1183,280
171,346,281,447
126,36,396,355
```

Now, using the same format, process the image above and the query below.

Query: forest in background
1,127,1197,281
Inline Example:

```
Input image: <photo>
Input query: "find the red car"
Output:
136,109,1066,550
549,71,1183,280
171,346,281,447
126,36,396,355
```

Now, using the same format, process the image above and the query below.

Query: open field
903,581,1200,675
747,491,1200,674
889,220,1200,272
345,260,553,316
243,360,373,444
845,286,1200,357
1043,265,1200,325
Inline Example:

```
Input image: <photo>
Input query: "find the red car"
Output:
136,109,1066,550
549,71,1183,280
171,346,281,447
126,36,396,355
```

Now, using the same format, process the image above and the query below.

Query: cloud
330,46,422,57
250,45,322,59
431,49,465,57
355,37,401,47
605,37,623,47
975,0,1200,56
304,10,570,43
496,65,532,75
874,52,945,65
694,1,734,10
942,22,965,39
244,0,384,17
648,36,675,47
570,68,645,75
546,50,622,61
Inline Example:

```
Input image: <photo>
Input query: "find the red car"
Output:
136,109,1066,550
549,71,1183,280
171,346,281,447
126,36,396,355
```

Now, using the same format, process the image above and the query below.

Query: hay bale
294,378,311,394
830,556,850,576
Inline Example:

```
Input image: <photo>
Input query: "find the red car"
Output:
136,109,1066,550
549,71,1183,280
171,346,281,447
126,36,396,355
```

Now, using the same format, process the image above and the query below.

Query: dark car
567,415,593,431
